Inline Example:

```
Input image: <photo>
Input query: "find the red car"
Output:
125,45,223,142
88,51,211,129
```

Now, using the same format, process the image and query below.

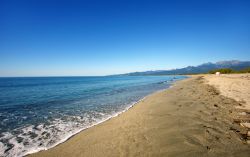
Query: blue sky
1,0,250,76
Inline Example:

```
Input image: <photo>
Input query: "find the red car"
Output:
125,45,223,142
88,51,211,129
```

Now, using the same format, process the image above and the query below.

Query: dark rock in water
16,136,23,143
42,131,46,135
23,141,29,146
4,143,14,153
28,131,38,139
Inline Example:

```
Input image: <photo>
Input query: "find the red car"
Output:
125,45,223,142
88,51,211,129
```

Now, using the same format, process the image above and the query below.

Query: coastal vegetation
119,61,250,76
208,67,250,74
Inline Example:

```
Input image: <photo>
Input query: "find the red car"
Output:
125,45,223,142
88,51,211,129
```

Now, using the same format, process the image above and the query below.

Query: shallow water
0,75,186,157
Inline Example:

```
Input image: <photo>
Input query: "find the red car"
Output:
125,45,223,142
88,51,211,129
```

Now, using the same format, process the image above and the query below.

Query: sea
0,75,186,157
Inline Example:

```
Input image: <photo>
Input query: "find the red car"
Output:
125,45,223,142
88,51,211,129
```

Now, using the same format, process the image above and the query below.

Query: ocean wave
0,76,186,157
0,102,138,157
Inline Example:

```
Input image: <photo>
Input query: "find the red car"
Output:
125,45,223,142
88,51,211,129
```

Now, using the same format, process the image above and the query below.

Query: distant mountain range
118,60,250,76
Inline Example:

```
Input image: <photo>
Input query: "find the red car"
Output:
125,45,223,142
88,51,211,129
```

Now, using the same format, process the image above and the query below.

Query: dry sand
29,76,250,157
204,74,250,110
204,74,250,145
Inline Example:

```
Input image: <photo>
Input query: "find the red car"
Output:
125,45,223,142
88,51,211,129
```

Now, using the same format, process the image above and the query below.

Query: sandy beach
29,75,250,157
204,74,250,110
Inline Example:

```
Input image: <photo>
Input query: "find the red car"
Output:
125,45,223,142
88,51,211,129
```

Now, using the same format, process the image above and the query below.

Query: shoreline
28,77,248,157
23,78,184,157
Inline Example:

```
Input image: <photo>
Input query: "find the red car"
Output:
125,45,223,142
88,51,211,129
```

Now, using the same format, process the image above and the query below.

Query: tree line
208,67,250,74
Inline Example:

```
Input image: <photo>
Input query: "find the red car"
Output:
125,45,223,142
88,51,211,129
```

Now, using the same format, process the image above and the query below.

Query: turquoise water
0,76,186,157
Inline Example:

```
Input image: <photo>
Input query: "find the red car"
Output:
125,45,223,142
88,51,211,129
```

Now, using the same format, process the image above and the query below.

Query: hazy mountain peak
118,60,250,76
215,60,241,65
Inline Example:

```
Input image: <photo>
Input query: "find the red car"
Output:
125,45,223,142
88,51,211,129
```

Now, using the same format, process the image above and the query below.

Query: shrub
239,67,250,73
208,67,250,74
208,68,234,74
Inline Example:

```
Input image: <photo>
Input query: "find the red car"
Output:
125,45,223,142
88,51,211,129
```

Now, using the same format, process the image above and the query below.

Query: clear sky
1,0,250,76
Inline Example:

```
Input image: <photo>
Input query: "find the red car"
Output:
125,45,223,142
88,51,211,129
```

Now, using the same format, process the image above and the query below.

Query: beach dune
29,76,250,157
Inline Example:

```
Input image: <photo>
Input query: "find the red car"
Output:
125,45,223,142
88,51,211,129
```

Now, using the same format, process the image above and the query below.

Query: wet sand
29,76,250,157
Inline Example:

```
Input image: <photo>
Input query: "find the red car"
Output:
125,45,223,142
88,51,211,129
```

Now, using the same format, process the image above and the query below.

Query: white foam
0,78,185,157
0,142,7,157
